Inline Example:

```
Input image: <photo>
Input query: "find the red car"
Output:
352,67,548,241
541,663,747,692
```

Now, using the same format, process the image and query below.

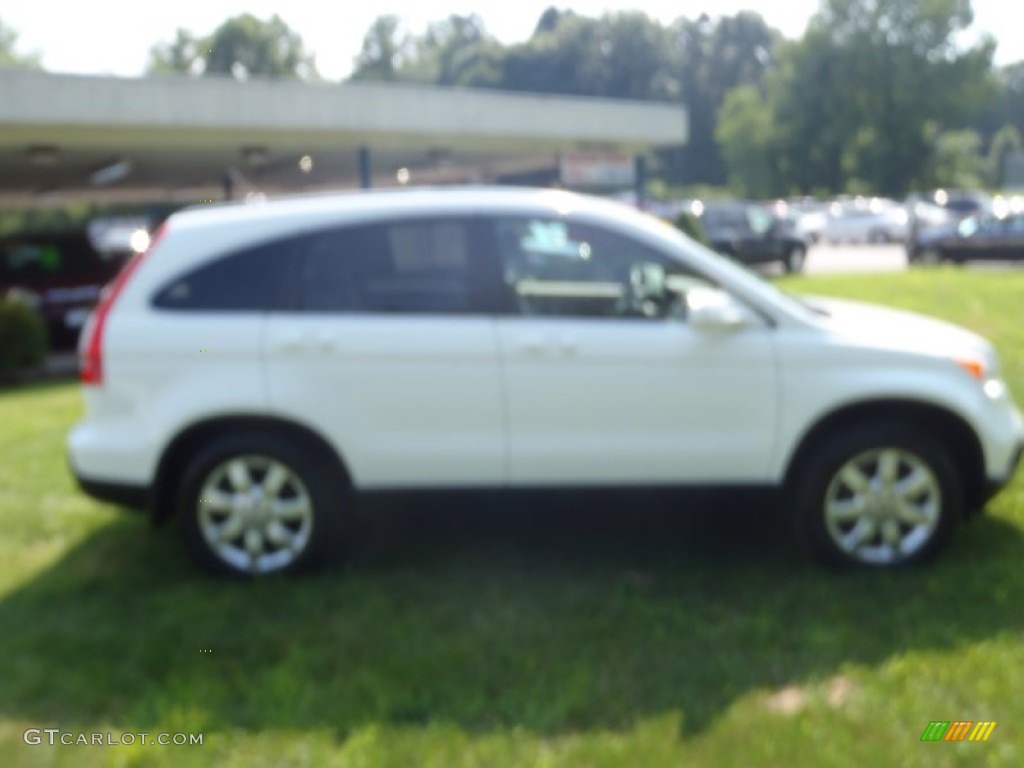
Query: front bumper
984,441,1024,504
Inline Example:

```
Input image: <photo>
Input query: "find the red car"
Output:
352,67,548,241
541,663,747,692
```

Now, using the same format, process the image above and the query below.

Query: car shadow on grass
1,490,1022,742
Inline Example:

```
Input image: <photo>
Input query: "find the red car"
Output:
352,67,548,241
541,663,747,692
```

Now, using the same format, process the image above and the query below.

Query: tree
411,14,503,87
925,128,987,189
987,123,1023,187
147,29,203,75
766,0,994,196
352,14,502,87
662,12,781,186
147,14,317,79
501,12,678,100
0,18,42,69
350,16,413,82
716,85,779,197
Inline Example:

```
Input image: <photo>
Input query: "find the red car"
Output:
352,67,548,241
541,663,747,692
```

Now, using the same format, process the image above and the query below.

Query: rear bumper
72,470,151,510
67,434,151,512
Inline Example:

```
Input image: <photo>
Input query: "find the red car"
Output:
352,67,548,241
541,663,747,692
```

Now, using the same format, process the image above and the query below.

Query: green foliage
1,271,1024,766
715,85,779,198
350,15,413,82
0,295,47,377
925,128,987,190
147,14,317,79
673,210,708,244
352,14,503,88
719,0,997,197
0,17,41,69
662,13,781,186
987,124,1023,187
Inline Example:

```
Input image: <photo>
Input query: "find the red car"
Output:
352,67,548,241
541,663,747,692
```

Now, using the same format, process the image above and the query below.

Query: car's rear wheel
918,248,943,265
793,423,962,568
177,431,347,576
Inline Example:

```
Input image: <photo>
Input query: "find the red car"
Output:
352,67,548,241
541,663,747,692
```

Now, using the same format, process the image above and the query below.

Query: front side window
496,217,715,320
299,219,473,314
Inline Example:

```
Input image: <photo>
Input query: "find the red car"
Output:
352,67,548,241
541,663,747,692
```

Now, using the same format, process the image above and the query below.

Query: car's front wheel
793,423,962,568
177,431,347,576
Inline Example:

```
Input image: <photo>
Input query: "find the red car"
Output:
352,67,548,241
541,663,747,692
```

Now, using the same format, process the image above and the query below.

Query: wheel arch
153,414,352,525
783,399,986,513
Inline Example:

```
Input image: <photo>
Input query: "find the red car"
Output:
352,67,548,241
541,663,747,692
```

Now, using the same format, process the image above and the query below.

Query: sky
2,0,1020,80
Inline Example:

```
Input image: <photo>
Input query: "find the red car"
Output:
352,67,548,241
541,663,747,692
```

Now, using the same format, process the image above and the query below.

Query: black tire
792,422,962,569
177,430,349,577
784,245,806,274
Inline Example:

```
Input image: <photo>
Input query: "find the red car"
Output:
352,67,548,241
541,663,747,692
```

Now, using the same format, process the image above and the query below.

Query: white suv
68,188,1024,576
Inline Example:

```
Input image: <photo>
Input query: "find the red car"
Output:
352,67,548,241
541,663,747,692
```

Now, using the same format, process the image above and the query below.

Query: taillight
80,223,168,385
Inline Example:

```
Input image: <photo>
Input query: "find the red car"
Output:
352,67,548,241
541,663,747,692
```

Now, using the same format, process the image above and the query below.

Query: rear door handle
514,334,545,355
314,330,336,351
272,332,304,352
557,333,578,356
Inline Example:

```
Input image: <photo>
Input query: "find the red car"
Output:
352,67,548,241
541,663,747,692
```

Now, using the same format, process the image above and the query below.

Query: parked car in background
909,213,1024,264
790,209,829,244
695,201,808,272
0,231,134,349
822,199,909,244
67,187,1023,576
909,190,992,221
776,199,830,244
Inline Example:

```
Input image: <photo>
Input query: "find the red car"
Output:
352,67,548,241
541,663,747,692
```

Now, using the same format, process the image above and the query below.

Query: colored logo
921,721,996,742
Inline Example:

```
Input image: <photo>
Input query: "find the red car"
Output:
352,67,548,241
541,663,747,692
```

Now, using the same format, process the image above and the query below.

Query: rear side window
298,219,474,313
153,241,295,311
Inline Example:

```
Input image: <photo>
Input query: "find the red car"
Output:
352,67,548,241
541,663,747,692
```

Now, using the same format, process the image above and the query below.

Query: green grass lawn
1,268,1022,767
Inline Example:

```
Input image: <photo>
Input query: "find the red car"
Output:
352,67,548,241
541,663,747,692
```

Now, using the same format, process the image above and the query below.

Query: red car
0,232,131,349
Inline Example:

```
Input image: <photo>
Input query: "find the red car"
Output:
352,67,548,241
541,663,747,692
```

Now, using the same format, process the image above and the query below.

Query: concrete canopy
0,70,688,206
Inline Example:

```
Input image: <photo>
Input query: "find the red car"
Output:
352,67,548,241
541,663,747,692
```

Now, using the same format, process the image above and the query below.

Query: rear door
264,217,505,489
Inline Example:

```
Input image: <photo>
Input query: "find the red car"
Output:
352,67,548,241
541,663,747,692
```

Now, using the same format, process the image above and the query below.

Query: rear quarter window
152,240,296,311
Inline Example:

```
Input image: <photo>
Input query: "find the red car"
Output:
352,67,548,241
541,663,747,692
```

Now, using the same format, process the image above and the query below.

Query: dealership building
0,69,688,209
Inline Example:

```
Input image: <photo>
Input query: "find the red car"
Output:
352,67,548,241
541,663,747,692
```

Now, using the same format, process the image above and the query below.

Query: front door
490,215,779,486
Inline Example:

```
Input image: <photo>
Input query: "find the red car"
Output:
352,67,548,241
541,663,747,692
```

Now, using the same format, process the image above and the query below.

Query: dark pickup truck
697,201,809,273
0,231,131,349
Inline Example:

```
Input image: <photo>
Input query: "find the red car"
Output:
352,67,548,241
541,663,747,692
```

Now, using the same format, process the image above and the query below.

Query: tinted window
0,235,104,282
701,207,748,230
299,220,473,313
153,241,295,311
496,217,714,319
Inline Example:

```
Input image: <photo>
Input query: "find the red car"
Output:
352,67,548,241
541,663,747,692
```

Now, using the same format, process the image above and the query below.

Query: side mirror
686,288,756,333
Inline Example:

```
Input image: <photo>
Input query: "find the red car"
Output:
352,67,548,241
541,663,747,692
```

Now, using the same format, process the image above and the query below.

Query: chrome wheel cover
197,455,314,574
824,447,942,565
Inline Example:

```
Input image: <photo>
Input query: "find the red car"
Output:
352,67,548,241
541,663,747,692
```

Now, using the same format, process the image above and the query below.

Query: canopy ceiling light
26,146,61,167
90,159,133,186
242,146,270,167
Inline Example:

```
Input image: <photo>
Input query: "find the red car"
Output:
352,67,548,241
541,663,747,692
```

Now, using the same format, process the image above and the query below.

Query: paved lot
802,243,1024,276
804,243,907,275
